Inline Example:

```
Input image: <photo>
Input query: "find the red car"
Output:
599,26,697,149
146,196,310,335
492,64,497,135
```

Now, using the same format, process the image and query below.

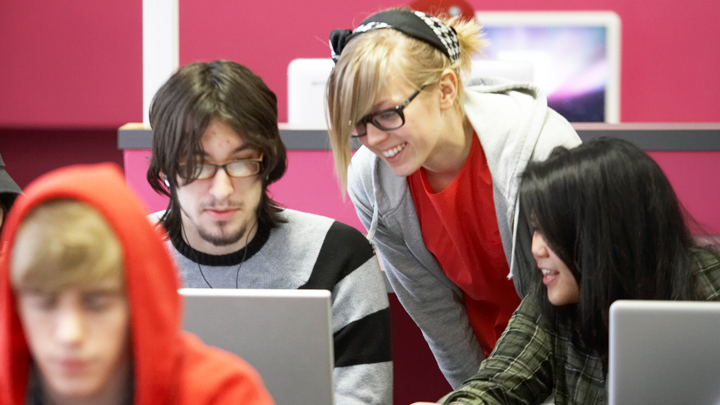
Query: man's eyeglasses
352,87,425,138
180,154,263,180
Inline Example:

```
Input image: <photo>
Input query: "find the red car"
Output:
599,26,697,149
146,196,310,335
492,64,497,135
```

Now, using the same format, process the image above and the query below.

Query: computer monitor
287,58,533,126
476,11,621,123
608,300,720,405
287,58,335,127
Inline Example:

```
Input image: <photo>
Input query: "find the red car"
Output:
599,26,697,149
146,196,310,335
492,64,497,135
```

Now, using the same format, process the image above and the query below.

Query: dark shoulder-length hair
146,60,287,238
519,138,699,356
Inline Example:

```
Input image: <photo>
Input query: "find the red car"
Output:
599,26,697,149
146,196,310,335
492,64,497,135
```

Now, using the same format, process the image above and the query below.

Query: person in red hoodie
0,163,275,405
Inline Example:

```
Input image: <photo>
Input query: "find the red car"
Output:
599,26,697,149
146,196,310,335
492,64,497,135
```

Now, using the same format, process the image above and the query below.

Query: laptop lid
180,288,335,405
609,300,720,405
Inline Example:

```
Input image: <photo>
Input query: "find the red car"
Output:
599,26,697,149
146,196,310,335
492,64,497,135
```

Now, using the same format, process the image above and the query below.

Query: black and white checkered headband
329,9,460,64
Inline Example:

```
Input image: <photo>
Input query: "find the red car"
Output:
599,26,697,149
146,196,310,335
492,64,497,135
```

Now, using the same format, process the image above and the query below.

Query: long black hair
146,60,287,238
519,138,700,357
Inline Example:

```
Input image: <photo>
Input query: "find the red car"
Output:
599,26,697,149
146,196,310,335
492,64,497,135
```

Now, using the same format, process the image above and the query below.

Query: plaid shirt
442,248,720,405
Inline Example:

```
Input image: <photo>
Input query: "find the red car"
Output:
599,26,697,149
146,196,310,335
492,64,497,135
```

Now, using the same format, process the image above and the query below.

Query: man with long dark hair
146,60,391,405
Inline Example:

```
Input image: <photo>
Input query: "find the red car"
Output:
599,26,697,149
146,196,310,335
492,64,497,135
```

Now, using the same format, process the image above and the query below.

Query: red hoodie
0,164,275,405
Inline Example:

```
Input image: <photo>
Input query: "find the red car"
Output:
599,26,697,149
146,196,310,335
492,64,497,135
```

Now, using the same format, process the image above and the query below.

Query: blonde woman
327,8,581,387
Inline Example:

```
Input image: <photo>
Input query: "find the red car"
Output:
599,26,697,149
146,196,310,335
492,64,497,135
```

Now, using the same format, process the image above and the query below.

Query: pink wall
648,151,720,234
1,0,719,127
0,128,123,188
0,1,142,127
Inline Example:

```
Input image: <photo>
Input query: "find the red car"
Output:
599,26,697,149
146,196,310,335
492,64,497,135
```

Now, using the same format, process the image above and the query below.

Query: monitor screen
476,11,621,123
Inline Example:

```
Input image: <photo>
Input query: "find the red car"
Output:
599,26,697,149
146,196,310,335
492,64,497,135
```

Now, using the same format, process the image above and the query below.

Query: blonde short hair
326,10,485,192
10,200,124,294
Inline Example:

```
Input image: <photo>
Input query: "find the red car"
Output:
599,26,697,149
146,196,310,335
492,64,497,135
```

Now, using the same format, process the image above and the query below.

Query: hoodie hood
0,164,183,404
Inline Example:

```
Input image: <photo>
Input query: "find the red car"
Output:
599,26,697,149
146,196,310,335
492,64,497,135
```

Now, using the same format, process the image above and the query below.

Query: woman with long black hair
430,138,720,404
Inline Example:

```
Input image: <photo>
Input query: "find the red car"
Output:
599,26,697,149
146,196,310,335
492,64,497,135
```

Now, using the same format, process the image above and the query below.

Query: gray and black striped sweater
168,209,392,405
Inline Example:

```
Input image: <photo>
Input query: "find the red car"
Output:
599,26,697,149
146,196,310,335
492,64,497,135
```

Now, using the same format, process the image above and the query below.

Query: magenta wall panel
270,151,362,230
0,0,143,127
1,0,719,127
649,151,720,233
123,149,166,214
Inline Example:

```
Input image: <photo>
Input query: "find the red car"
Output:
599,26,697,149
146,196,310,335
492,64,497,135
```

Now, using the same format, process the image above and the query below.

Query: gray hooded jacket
347,78,582,388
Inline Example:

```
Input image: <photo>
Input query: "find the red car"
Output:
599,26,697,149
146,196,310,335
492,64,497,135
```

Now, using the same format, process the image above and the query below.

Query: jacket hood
0,164,182,404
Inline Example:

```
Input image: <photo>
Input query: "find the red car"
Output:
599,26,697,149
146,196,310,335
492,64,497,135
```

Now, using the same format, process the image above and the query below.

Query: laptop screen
179,288,335,405
609,300,720,405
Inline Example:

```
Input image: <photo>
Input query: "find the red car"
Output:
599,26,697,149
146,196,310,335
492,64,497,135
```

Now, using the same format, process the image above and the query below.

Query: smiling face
16,276,131,401
175,118,263,255
532,231,580,306
357,66,468,179
358,81,436,177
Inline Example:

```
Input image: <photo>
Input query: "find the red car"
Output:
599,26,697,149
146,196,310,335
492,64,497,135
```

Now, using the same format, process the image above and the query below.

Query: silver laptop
609,300,720,405
179,288,335,405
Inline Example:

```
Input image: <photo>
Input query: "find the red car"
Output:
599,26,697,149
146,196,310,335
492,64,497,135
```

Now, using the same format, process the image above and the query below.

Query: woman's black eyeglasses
352,87,425,137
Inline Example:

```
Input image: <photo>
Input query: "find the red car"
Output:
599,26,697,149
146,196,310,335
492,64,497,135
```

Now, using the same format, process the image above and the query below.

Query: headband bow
329,9,460,64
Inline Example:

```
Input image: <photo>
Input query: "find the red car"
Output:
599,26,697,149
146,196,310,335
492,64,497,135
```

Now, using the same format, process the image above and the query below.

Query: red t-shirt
407,134,520,356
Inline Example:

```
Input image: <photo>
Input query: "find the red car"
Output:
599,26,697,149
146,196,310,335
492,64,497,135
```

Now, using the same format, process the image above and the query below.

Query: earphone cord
235,221,255,288
181,225,213,288
187,221,256,289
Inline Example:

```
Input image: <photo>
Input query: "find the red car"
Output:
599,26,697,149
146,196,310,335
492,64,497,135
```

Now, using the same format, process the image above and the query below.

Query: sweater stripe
301,221,375,290
334,308,392,367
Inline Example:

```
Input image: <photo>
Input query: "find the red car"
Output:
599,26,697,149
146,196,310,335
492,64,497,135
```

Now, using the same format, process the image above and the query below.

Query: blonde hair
10,200,124,294
326,10,485,192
